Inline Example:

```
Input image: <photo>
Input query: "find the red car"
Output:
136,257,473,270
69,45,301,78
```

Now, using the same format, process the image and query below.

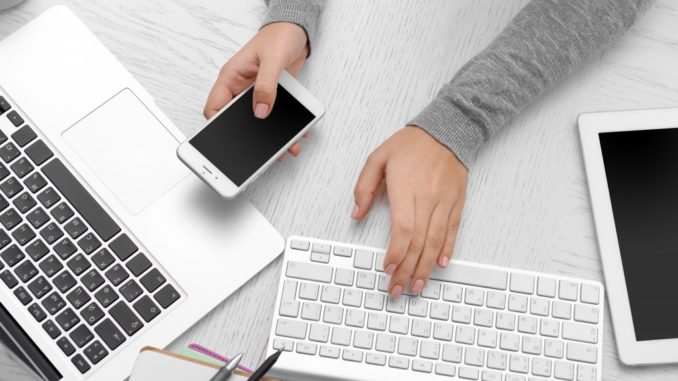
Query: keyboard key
1,244,24,266
37,187,60,209
465,347,486,367
10,158,33,178
13,286,32,305
23,173,47,193
431,263,508,290
287,261,332,283
435,363,456,376
276,318,307,339
25,140,53,165
11,223,35,245
42,320,61,339
311,243,330,254
562,321,598,343
297,342,317,355
0,207,21,229
133,295,161,322
39,222,63,244
56,308,80,331
67,254,92,276
110,301,144,336
458,366,480,380
353,249,373,270
77,233,101,254
13,193,36,214
0,164,8,182
342,348,363,362
108,233,138,260
580,283,600,305
81,269,105,291
11,125,37,147
388,355,409,369
376,333,396,353
126,253,152,276
69,324,94,347
64,217,87,239
56,337,75,356
42,159,120,241
92,248,116,271
41,292,66,315
104,264,129,286
120,279,143,302
80,302,105,326
566,342,597,364
0,230,9,250
559,280,578,301
27,303,47,322
0,96,10,114
83,340,108,365
154,283,180,308
66,286,91,309
365,352,387,365
94,284,119,308
94,318,126,350
70,354,90,374
6,110,23,127
397,337,418,356
50,202,74,223
290,239,310,251
537,277,557,298
139,268,166,292
309,323,330,342
319,344,339,358
54,238,77,260
510,273,535,294
53,270,77,293
15,260,38,283
333,246,352,257
0,269,18,288
26,207,49,228
0,142,20,163
574,304,599,324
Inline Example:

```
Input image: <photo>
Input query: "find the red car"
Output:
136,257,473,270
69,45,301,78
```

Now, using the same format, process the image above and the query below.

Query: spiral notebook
130,347,250,381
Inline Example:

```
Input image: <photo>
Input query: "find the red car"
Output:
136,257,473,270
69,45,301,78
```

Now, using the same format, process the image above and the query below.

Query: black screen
600,128,678,341
191,85,315,186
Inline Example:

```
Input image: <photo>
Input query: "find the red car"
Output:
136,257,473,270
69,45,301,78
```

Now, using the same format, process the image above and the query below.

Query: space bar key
41,159,121,242
430,263,508,290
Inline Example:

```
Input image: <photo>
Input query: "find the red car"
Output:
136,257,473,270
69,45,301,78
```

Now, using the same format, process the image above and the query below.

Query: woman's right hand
204,22,310,158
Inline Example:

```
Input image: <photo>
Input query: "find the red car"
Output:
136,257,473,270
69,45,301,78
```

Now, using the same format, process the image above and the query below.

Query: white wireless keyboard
266,236,604,381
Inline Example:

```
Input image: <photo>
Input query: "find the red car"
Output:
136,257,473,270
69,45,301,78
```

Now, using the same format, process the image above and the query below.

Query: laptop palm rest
62,88,188,215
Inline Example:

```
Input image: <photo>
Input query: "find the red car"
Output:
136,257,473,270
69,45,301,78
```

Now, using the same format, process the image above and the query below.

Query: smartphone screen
190,85,315,186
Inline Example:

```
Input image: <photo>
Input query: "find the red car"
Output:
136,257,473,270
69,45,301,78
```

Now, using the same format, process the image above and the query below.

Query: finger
253,55,287,119
382,185,414,281
438,201,463,267
277,153,286,162
388,195,436,295
204,64,250,119
288,142,302,156
412,202,453,292
352,149,387,220
388,244,420,298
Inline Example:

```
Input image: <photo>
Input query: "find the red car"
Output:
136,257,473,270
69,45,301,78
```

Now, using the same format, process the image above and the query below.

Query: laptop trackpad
63,89,188,215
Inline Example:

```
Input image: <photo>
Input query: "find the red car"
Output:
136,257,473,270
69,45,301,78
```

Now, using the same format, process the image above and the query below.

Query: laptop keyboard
0,94,181,375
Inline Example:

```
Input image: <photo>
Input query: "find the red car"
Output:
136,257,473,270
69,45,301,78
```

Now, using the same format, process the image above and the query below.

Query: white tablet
579,108,678,365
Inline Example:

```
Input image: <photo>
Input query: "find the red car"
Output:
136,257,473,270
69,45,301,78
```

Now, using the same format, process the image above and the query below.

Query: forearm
411,0,654,167
263,0,325,54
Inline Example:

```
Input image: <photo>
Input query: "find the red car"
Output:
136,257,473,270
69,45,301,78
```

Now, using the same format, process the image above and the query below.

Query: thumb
253,55,286,119
353,150,387,220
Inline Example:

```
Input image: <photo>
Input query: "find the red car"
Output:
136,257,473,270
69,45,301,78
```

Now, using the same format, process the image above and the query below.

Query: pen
210,352,243,381
246,349,282,381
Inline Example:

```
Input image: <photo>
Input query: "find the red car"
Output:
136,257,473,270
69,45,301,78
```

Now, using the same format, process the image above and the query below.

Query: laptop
0,6,283,381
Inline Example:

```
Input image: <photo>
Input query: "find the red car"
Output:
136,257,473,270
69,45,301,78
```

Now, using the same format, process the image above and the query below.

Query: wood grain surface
1,0,678,379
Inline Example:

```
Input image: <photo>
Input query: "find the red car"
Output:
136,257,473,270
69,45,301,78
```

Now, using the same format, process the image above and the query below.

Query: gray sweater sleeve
263,0,325,55
409,0,653,167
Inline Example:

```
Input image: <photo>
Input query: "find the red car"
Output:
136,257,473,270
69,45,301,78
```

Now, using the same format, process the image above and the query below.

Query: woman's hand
204,22,309,159
353,126,468,298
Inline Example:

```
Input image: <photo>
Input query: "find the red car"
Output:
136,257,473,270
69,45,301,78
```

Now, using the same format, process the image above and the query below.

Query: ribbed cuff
263,0,321,57
408,98,487,168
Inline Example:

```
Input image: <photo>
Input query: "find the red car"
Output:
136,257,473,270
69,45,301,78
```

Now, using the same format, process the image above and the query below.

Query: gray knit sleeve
263,0,325,55
409,0,653,167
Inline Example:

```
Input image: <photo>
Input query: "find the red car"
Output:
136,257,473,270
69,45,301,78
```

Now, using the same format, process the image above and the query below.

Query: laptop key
154,284,180,308
26,207,49,228
38,255,63,277
140,268,166,293
23,172,47,193
0,269,18,288
39,222,63,244
77,233,101,254
11,223,35,245
42,159,120,241
53,238,77,260
9,158,33,178
12,192,36,213
0,96,10,114
70,324,94,348
94,284,119,308
71,354,91,374
81,269,105,292
11,125,37,147
64,217,87,239
53,271,77,293
81,302,105,326
6,110,23,127
56,308,80,331
105,264,129,286
109,233,138,261
13,286,32,305
27,275,51,298
25,140,53,165
110,301,144,336
41,291,66,315
0,142,20,163
126,253,151,276
14,260,38,283
0,177,22,198
0,194,7,212
94,318,126,351
67,254,92,276
0,208,21,229
27,303,47,322
84,340,108,365
56,337,75,356
37,187,60,208
42,320,61,339
92,248,115,271
50,202,74,223
0,230,9,250
120,279,143,302
67,286,91,309
133,295,161,322
1,244,24,266
0,163,8,181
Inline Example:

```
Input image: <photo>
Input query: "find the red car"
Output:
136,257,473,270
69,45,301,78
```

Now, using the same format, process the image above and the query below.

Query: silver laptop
0,6,283,380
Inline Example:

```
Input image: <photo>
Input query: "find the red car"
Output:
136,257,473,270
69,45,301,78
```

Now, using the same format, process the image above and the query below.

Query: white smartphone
177,71,325,198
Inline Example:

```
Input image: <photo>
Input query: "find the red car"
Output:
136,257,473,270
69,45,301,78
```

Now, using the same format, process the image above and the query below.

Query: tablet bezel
578,107,678,365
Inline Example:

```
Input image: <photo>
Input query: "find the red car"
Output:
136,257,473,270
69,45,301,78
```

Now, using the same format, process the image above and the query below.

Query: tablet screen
600,128,678,341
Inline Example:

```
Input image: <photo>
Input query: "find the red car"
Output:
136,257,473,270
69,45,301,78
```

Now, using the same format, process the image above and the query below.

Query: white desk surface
1,0,678,380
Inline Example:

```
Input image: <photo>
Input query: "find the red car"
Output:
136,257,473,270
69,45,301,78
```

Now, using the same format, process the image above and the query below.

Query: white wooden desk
1,0,678,379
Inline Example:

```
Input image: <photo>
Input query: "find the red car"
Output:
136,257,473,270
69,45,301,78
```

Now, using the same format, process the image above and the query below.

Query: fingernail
254,103,269,119
441,256,449,267
412,279,424,294
385,264,396,275
390,285,403,298
351,204,359,219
